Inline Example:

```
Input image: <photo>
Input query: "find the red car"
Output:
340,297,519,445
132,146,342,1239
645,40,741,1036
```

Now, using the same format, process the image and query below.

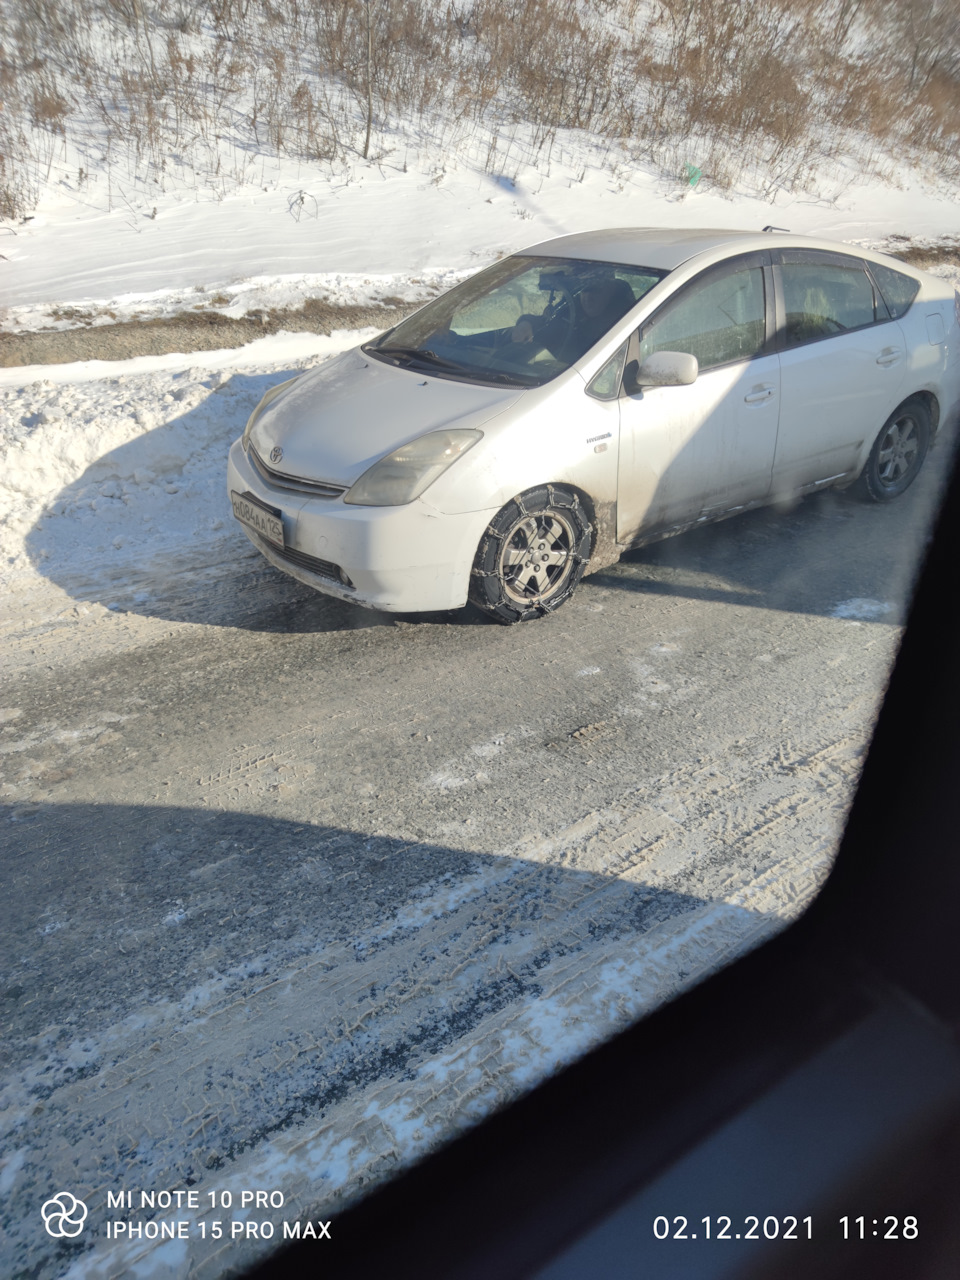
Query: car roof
517,227,877,272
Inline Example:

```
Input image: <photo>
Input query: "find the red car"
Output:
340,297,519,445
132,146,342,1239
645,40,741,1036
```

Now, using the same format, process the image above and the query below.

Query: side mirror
624,351,699,393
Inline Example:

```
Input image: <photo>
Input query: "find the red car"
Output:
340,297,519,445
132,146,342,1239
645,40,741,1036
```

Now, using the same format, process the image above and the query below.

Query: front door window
617,260,778,540
638,266,766,371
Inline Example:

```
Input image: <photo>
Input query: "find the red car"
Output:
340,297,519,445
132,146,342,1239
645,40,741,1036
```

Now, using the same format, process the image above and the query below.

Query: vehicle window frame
621,250,775,392
362,255,667,391
772,248,893,353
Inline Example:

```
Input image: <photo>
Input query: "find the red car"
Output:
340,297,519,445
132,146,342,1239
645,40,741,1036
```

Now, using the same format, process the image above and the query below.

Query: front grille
249,445,347,498
258,535,354,588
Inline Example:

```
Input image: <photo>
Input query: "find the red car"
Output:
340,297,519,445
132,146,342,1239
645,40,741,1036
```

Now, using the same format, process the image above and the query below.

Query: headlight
344,429,483,506
241,376,301,449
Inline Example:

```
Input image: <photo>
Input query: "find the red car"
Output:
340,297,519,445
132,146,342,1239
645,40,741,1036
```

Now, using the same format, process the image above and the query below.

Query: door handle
876,349,902,366
744,386,775,403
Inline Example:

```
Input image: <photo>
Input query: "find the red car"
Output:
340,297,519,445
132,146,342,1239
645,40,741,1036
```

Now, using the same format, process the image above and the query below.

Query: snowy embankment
0,268,471,335
0,331,375,604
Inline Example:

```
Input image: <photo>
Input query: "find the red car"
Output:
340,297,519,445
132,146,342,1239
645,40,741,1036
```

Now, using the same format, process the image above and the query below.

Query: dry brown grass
892,243,960,269
0,0,958,217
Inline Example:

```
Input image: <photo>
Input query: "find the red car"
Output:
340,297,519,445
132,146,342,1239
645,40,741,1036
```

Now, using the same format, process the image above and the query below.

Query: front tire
853,399,931,502
469,486,592,624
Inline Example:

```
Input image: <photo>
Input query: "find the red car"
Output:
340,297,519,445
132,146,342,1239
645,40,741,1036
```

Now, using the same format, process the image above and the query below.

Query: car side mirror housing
623,351,699,393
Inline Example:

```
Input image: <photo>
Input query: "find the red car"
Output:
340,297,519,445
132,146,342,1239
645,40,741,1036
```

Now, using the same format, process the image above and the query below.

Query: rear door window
777,252,883,348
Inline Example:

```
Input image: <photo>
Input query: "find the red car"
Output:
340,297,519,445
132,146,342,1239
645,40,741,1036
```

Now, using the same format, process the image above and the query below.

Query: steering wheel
540,282,577,356
503,282,578,365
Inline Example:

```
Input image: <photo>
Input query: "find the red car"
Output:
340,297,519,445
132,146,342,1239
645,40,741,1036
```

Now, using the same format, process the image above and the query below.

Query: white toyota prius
227,228,960,623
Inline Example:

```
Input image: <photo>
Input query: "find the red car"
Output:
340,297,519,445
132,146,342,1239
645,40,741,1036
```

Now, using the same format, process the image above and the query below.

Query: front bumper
227,439,494,613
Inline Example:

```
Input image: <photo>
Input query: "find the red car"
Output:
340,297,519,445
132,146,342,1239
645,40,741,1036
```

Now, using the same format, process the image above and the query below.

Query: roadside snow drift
0,331,376,605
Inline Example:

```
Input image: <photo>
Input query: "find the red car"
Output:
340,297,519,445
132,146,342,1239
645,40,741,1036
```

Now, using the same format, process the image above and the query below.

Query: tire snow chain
473,490,588,579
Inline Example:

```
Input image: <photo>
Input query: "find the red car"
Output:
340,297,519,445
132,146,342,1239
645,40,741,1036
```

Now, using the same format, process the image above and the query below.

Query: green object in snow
685,163,702,187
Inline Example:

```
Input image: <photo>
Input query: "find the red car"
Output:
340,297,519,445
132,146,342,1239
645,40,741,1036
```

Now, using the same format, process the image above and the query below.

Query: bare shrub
30,81,70,132
825,61,896,141
472,0,619,132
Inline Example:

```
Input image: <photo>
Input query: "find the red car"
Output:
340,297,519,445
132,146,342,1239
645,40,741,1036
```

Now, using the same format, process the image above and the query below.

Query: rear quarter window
870,262,921,319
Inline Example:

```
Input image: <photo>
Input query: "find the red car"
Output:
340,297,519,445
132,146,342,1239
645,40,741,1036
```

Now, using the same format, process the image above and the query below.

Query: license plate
231,490,284,549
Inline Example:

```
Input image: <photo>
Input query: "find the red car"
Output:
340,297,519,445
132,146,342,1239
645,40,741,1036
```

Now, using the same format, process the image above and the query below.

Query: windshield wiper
374,345,478,373
470,368,537,388
369,345,531,387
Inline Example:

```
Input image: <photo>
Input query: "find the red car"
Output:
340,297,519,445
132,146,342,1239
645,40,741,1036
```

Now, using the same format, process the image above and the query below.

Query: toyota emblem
270,446,283,464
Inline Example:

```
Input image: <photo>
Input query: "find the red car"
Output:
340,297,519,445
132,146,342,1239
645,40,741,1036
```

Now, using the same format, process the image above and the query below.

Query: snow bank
0,330,371,598
1,270,470,336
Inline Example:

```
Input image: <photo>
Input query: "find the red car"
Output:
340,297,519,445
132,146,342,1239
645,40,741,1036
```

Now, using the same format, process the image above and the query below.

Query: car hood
249,349,523,487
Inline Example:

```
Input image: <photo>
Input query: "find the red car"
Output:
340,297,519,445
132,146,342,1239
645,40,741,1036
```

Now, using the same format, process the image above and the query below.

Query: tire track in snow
3,713,860,1278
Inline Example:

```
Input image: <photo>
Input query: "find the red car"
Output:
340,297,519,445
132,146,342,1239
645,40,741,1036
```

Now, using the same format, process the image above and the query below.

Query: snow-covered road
1,366,950,1273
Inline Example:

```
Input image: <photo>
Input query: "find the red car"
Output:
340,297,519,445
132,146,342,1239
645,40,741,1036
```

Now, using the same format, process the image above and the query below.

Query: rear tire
469,486,592,624
853,399,931,502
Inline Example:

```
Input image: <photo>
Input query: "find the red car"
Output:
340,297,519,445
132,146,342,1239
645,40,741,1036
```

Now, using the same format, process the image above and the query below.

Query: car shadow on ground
18,369,406,634
590,448,953,627
0,799,772,1277
19,366,491,634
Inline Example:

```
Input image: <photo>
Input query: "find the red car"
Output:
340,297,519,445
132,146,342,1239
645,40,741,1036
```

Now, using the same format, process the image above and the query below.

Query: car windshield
364,255,666,387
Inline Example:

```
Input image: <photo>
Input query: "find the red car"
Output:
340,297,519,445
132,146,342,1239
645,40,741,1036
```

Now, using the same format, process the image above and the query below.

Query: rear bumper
227,438,493,613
